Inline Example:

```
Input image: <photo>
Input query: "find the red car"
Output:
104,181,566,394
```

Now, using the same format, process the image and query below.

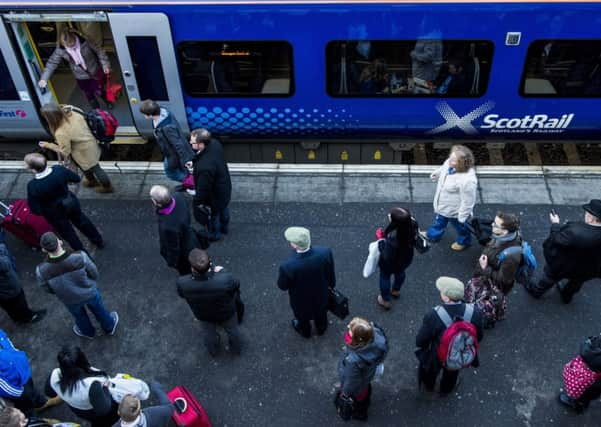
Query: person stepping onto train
421,145,478,251
38,103,113,193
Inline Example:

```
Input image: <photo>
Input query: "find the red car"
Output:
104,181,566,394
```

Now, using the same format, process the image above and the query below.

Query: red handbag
563,356,601,399
105,73,122,103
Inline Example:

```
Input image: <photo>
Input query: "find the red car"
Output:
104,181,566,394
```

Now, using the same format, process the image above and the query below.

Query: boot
95,183,114,194
82,176,100,187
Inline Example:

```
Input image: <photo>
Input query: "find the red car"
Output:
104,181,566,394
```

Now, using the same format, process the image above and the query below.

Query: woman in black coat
377,207,417,309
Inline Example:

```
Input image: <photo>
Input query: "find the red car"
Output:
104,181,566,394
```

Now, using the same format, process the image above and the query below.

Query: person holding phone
525,199,601,303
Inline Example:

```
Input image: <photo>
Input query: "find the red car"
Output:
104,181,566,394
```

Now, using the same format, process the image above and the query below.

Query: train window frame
520,39,601,98
176,40,295,98
325,39,495,98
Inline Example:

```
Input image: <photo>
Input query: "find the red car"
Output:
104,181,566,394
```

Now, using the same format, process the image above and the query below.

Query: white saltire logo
426,101,496,135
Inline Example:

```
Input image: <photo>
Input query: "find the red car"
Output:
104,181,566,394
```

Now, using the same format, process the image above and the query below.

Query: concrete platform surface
1,200,599,427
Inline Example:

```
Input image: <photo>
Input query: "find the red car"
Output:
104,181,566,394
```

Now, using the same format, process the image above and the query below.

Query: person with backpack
112,381,174,427
526,200,601,304
465,212,523,327
335,317,388,421
38,103,113,193
559,334,601,412
45,346,119,427
373,207,419,310
139,99,194,183
416,277,484,395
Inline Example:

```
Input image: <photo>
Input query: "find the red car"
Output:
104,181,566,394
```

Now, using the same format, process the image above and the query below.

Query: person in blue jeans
35,232,119,339
422,145,478,251
376,207,417,309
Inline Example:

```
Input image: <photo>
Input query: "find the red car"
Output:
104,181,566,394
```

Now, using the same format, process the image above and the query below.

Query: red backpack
70,106,118,149
436,304,479,371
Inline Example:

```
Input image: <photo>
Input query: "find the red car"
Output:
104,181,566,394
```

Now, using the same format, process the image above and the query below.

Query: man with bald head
150,185,199,275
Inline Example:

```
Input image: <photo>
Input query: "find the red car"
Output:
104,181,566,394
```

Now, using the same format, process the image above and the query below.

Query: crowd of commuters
1,115,600,425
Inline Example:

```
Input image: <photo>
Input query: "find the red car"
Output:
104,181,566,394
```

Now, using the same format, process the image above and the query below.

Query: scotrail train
1,0,601,145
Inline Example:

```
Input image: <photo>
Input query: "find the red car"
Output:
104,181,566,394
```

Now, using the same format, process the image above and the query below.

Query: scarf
65,37,87,71
491,231,518,244
157,197,176,215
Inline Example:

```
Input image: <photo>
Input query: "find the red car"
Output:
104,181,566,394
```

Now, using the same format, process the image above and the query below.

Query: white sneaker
186,189,196,196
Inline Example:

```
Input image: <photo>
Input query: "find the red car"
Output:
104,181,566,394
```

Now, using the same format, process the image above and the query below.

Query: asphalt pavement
1,199,599,427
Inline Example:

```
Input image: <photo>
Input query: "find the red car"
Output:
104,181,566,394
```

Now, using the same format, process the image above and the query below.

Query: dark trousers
528,265,585,300
0,289,35,323
46,201,103,251
200,315,241,356
209,206,230,239
296,311,328,338
418,359,459,394
75,70,105,105
578,377,601,407
83,164,111,187
13,378,47,416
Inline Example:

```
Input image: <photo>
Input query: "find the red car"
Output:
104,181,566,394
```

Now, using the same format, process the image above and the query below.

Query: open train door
0,16,49,139
108,13,189,139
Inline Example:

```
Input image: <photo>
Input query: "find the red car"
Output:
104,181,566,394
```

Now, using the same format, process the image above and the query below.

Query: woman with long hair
44,346,118,427
376,207,417,309
38,103,113,193
38,28,111,109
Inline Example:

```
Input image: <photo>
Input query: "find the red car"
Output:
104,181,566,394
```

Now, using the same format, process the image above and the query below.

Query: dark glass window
177,41,293,97
521,40,601,97
0,50,19,100
126,36,168,101
326,40,494,97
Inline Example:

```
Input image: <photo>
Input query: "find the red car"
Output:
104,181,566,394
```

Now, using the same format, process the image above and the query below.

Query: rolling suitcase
0,200,54,248
167,386,212,427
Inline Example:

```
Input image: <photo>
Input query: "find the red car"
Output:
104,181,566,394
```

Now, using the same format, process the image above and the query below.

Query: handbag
108,373,150,403
333,390,354,421
414,231,430,254
328,287,349,320
362,240,380,278
105,73,123,104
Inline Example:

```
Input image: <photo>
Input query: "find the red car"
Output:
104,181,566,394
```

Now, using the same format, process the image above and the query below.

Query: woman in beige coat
39,103,113,193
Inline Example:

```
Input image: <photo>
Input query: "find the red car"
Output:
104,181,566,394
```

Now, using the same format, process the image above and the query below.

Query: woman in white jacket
422,145,478,250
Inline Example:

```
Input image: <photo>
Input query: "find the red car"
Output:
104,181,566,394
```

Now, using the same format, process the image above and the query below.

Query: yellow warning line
22,22,58,101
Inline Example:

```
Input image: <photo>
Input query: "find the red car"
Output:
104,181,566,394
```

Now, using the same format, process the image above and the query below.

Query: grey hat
40,232,59,252
435,276,465,301
284,227,311,250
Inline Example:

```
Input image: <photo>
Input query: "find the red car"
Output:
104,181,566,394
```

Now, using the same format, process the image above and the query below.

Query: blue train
0,0,600,145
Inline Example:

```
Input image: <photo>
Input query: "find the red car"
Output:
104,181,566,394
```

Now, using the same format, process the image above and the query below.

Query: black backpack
70,106,118,148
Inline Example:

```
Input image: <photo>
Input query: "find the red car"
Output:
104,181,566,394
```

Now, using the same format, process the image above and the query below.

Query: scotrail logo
0,109,27,118
427,101,574,135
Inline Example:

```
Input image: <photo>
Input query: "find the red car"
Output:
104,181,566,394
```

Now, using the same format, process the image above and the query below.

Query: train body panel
1,1,600,141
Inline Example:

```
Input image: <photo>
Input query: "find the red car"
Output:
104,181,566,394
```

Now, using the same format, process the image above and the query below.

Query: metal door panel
108,13,189,138
0,17,48,139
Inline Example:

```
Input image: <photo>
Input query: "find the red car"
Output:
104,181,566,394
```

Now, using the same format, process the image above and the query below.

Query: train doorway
1,12,188,142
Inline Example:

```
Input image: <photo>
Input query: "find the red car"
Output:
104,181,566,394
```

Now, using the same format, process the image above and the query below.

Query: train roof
2,0,601,6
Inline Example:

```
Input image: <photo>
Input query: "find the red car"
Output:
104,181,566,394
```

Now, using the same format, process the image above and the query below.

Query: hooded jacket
542,221,601,279
154,108,194,172
0,243,21,299
431,159,478,223
338,325,388,397
0,329,31,399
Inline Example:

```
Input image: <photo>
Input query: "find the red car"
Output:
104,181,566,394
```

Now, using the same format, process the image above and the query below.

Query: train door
108,13,189,137
0,16,48,139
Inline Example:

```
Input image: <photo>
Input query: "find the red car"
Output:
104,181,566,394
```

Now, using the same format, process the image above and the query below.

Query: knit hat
40,232,59,252
284,227,311,250
436,276,465,301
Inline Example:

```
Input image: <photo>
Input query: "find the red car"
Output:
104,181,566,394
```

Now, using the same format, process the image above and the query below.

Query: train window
176,41,294,97
521,40,601,97
0,50,19,100
326,40,494,97
126,36,169,101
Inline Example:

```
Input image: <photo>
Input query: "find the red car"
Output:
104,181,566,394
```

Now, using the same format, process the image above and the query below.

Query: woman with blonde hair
422,145,477,251
38,103,113,193
38,28,111,109
335,317,388,421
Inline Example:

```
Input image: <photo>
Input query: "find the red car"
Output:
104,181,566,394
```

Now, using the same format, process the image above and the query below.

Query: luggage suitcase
167,386,212,427
0,200,54,248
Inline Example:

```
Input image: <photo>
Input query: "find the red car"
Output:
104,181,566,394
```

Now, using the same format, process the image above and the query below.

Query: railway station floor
1,164,600,426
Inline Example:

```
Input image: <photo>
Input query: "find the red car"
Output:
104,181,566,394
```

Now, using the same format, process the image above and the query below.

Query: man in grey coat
36,232,118,339
113,381,174,427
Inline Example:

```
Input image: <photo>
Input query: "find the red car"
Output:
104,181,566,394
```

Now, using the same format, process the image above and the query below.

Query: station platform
0,164,600,426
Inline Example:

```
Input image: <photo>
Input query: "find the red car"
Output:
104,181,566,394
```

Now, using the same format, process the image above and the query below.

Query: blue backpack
498,241,537,285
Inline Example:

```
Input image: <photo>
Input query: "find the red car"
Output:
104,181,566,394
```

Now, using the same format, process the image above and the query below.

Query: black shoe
556,282,573,304
291,319,310,338
29,309,47,323
558,391,584,412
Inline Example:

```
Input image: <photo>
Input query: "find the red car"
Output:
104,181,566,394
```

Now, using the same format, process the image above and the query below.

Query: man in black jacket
188,128,232,241
25,153,103,252
416,277,484,395
150,185,199,276
140,99,193,183
176,249,242,356
526,199,601,304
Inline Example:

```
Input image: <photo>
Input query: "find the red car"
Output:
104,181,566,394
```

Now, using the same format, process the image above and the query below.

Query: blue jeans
65,289,115,336
163,159,187,183
426,214,471,246
379,270,406,302
209,207,230,239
